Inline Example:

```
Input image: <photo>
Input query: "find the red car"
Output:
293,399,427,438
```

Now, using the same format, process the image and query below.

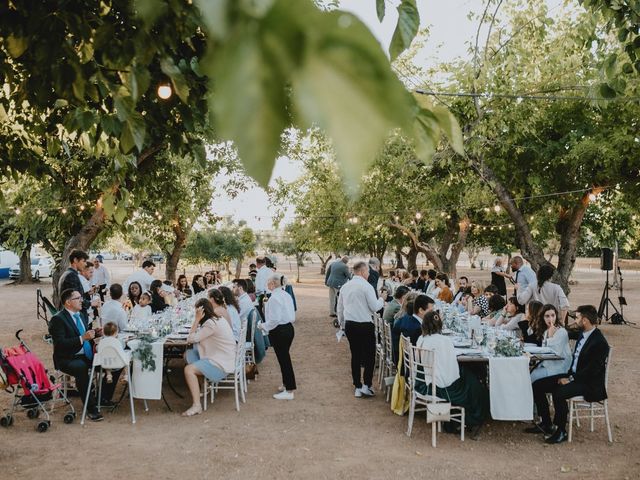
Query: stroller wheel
36,421,49,433
27,408,40,419
63,413,75,424
0,415,13,427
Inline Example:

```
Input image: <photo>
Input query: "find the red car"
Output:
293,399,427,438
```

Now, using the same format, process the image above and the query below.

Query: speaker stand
597,270,620,323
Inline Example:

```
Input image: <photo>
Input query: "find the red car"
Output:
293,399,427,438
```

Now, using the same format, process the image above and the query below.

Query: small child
97,322,121,383
130,291,153,322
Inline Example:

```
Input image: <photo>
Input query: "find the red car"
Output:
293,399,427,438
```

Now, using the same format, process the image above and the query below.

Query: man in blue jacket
325,256,351,317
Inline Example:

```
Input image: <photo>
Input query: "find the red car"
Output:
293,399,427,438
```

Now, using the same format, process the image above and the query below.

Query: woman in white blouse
494,296,526,330
530,304,572,383
517,264,570,324
261,274,297,400
182,298,236,417
415,311,488,436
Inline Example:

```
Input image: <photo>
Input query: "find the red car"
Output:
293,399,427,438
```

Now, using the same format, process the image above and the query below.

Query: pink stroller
0,330,75,432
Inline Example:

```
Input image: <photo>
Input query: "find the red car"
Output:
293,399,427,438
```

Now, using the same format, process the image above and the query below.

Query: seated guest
232,278,255,321
394,291,418,323
452,276,469,304
204,271,215,287
519,300,544,345
416,270,428,291
176,274,193,300
408,270,419,289
400,270,412,286
483,284,499,300
392,294,434,365
208,289,234,333
530,304,572,383
219,286,243,342
415,311,489,438
182,298,236,416
245,278,257,302
130,291,153,322
494,296,525,330
48,289,109,421
96,322,126,386
383,285,410,324
529,305,609,443
482,294,506,324
191,274,206,294
517,264,570,325
127,281,143,307
101,283,128,331
467,281,489,317
150,279,170,313
435,273,453,303
424,269,437,296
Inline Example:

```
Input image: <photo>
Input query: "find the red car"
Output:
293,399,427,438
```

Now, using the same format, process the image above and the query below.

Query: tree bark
406,245,418,272
17,246,33,284
395,247,405,269
317,253,332,275
554,194,590,293
165,218,188,284
234,258,243,280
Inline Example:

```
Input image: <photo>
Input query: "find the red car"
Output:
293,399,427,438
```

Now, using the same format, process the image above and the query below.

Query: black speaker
600,247,614,271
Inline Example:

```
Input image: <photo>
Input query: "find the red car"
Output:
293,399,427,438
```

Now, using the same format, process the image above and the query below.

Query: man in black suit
529,304,610,443
58,249,99,313
49,289,110,421
367,258,381,298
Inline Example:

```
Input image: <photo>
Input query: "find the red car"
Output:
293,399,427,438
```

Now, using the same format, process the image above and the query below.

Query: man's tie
73,313,93,360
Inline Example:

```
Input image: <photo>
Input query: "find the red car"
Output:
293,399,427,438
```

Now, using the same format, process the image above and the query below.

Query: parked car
148,253,164,264
118,252,133,261
9,257,54,280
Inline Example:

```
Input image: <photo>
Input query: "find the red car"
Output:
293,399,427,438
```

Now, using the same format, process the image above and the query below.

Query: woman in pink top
182,298,236,417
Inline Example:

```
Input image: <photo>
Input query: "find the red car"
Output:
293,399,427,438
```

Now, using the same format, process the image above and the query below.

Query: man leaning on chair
528,304,610,444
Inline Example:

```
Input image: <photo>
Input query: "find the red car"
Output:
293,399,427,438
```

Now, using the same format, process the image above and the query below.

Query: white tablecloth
129,338,166,400
489,356,533,421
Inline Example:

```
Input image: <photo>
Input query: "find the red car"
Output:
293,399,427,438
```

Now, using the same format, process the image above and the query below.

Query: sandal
181,405,203,417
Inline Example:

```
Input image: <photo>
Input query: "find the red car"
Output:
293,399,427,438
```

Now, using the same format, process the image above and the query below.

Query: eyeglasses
70,296,82,301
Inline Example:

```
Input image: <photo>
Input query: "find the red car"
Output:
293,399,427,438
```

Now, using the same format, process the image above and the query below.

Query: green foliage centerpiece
493,337,523,358
132,335,157,372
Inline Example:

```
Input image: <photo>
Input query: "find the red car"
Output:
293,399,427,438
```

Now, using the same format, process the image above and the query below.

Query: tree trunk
406,245,418,272
395,247,405,269
317,254,332,275
296,256,301,283
52,206,107,305
17,247,33,284
165,216,188,284
554,194,590,293
234,258,243,279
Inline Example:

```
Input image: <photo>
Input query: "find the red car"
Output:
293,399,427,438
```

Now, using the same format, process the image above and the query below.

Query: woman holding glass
182,298,236,416
529,304,572,383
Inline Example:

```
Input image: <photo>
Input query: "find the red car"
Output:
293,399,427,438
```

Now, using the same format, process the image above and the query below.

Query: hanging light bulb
415,212,422,220
351,216,359,224
588,192,597,202
547,207,552,213
440,211,446,217
36,209,42,215
157,83,173,99
394,215,400,221
529,215,534,221
14,208,21,215
61,208,67,214
494,204,501,213
484,207,490,213
80,205,85,211
300,219,306,225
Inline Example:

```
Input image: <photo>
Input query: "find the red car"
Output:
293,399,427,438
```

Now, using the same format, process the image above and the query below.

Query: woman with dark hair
520,300,544,345
435,273,453,303
149,279,170,313
182,298,236,416
218,286,242,342
208,288,234,330
192,274,206,294
482,294,506,324
495,296,525,330
204,271,214,287
517,264,570,324
127,281,143,307
176,274,192,300
245,278,257,302
530,304,572,383
415,310,489,438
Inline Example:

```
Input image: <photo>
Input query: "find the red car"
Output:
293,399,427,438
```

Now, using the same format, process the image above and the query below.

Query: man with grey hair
325,255,351,318
337,261,386,398
367,257,381,298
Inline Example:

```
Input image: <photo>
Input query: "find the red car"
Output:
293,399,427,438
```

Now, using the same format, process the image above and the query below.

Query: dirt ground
0,260,638,480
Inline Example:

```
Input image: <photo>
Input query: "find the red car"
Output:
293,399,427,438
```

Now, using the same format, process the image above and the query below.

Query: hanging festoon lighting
493,204,501,213
157,83,173,100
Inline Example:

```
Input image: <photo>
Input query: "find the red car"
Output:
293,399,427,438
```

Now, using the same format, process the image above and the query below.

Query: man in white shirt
254,257,272,295
91,257,111,302
124,260,156,292
337,261,386,398
100,284,129,331
232,278,255,320
510,256,536,293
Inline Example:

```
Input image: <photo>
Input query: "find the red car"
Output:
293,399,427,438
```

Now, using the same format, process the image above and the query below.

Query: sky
210,1,502,231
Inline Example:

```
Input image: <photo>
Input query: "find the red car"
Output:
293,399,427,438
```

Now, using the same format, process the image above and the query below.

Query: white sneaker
273,390,294,400
277,385,286,392
354,388,363,398
360,385,375,397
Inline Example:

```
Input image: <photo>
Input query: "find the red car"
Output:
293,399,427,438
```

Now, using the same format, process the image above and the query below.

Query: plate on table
524,346,556,355
453,339,472,348
455,348,484,357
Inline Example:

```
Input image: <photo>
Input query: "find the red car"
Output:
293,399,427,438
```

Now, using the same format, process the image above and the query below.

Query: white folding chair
400,335,413,404
244,309,259,390
204,319,248,412
407,345,465,447
568,348,613,443
81,345,134,425
381,321,395,396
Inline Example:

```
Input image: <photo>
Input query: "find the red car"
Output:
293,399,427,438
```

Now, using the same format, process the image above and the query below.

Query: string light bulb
36,209,42,215
157,84,172,99
494,204,501,213
61,208,67,214
14,208,20,214
300,219,306,225
415,212,422,220
80,205,85,211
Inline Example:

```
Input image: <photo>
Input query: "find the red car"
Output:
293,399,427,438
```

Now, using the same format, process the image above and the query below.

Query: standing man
91,257,111,302
124,259,156,292
232,278,255,321
325,256,351,318
510,256,536,293
337,261,386,398
58,249,99,314
529,305,610,444
368,258,381,298
254,256,274,318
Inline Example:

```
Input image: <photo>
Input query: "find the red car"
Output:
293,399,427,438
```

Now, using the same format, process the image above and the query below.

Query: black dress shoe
524,422,555,436
88,412,104,422
100,399,116,408
468,424,483,441
544,429,568,444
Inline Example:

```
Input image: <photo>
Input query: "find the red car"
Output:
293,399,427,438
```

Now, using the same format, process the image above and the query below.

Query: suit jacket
326,261,351,289
58,268,90,311
391,314,422,366
569,328,609,402
367,267,380,298
48,309,93,370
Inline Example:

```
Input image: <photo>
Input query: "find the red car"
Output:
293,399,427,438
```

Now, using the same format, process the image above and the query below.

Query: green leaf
376,0,386,22
114,204,127,224
102,192,115,217
431,105,464,155
389,0,419,61
598,83,617,99
6,35,28,58
120,123,135,154
212,33,287,188
160,57,190,103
